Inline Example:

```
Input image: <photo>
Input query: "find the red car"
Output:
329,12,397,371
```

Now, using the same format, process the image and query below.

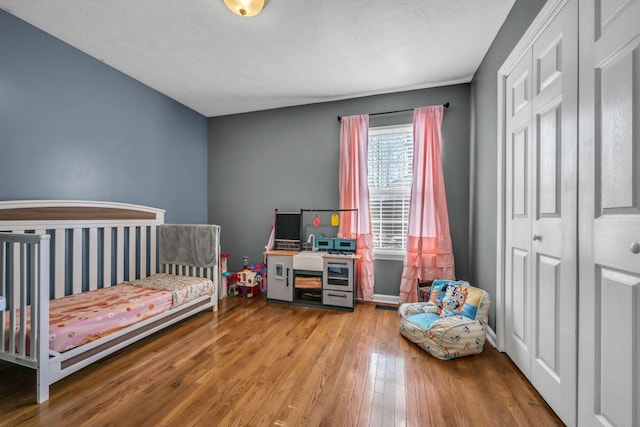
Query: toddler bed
0,200,220,402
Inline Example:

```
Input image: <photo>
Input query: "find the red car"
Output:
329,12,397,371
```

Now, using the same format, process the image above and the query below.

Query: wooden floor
0,296,563,426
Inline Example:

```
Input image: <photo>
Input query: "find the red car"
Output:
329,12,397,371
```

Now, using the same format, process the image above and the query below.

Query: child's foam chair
398,280,490,360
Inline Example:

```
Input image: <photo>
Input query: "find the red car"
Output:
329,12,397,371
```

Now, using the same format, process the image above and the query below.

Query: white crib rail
0,200,165,299
161,263,217,280
5,226,158,298
0,233,50,401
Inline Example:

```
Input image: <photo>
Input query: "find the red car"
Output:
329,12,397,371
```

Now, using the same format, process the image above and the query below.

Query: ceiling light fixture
224,0,264,17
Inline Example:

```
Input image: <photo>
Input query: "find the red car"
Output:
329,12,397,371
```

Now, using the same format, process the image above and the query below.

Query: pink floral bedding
4,274,215,354
47,284,173,352
10,284,174,353
124,274,215,308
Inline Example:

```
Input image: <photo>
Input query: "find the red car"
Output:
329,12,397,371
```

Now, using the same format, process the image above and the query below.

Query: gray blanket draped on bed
159,224,219,268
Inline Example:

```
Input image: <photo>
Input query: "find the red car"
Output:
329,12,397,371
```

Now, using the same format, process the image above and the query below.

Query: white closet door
529,1,577,424
504,2,578,424
578,1,640,426
505,49,534,379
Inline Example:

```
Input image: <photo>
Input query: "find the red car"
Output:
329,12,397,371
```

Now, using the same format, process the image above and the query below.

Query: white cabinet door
578,1,640,425
266,255,293,302
504,1,578,424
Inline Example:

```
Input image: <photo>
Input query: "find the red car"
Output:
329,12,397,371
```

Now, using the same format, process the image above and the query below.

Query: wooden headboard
0,200,165,298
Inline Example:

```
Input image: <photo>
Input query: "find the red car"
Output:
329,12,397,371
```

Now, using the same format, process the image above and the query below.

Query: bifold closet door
504,1,578,425
504,47,533,380
529,2,577,425
578,0,640,425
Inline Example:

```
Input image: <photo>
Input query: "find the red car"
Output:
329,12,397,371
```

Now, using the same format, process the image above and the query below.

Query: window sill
374,250,405,262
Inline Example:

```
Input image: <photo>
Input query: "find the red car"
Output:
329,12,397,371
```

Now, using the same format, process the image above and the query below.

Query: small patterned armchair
399,280,490,360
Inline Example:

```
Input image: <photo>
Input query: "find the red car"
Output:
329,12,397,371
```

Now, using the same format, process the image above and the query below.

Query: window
367,123,413,259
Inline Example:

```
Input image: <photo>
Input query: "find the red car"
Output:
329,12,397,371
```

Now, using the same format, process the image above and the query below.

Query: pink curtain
338,115,375,301
399,106,455,303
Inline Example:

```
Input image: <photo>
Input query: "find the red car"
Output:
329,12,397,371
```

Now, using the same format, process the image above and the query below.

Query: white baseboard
486,326,497,348
372,294,400,305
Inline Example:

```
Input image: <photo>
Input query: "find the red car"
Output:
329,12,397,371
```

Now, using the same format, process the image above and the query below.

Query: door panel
266,255,293,302
597,269,640,427
513,128,529,218
537,104,561,217
538,38,562,93
579,0,640,425
511,248,528,347
530,2,578,425
505,49,533,378
512,72,531,117
599,48,636,211
536,254,561,375
600,0,633,25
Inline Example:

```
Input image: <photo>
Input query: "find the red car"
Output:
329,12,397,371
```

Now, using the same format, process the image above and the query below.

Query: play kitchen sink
292,251,324,271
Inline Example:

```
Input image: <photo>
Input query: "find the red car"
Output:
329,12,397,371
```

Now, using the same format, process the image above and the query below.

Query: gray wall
208,84,471,296
469,0,547,328
0,1,548,304
0,10,208,224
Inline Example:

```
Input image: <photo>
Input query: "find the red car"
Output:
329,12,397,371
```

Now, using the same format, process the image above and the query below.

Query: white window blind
367,123,413,255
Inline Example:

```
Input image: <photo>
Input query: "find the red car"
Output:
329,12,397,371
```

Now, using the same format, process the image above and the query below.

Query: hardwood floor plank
393,337,407,426
337,316,377,427
0,297,563,426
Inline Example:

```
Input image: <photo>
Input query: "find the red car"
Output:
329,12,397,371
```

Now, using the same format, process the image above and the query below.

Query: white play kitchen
265,209,359,311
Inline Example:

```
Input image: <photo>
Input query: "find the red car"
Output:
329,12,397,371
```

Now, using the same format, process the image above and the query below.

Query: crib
0,200,220,402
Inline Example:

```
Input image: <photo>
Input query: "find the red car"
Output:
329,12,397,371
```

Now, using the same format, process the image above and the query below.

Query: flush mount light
224,0,264,17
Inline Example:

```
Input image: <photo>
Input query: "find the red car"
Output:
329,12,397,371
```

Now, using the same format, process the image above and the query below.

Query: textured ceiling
0,0,515,117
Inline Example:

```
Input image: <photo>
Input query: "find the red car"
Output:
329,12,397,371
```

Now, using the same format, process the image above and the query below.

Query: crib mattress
5,274,215,353
125,273,215,308
48,284,173,353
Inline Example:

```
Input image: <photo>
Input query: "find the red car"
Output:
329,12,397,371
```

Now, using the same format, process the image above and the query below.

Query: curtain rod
336,102,449,122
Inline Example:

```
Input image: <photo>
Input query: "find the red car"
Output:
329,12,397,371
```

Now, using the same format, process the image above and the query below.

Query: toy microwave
315,238,334,250
334,238,356,252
